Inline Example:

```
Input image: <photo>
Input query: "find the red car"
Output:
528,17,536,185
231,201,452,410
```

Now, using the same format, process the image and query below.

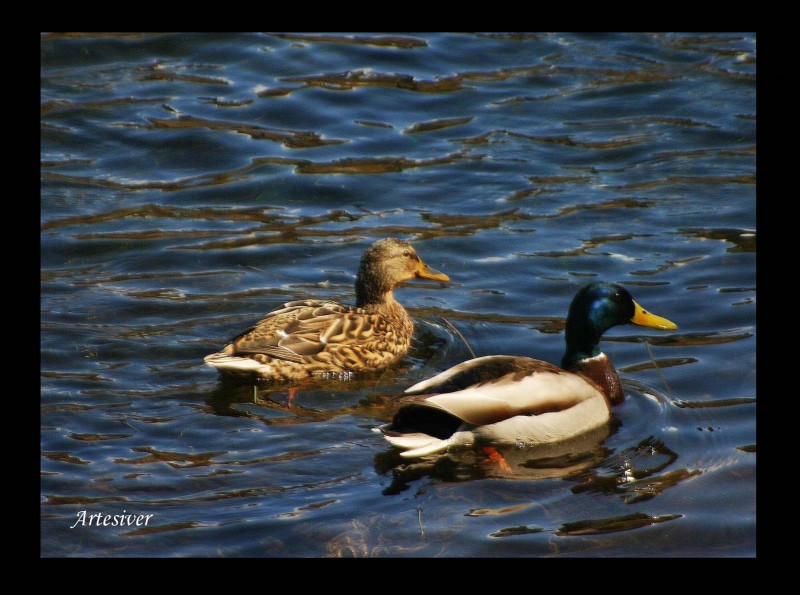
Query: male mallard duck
375,282,677,458
204,238,450,381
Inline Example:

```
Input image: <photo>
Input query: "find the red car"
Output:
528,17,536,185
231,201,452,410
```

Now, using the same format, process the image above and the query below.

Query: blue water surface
41,32,756,557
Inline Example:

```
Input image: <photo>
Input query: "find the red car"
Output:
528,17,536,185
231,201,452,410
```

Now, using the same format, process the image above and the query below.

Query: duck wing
227,299,392,362
402,355,604,426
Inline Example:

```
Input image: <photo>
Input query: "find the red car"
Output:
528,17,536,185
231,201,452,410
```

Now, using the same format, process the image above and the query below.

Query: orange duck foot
287,377,316,404
482,446,513,474
287,386,300,403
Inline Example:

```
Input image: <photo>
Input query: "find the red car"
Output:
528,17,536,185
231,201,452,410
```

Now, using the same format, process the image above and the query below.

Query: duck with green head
375,282,677,458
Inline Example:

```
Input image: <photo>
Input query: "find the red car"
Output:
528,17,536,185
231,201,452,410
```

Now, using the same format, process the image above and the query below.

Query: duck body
376,282,677,458
205,238,449,381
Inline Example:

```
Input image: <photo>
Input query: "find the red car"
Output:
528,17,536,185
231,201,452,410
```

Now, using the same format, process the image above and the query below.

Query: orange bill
416,260,450,282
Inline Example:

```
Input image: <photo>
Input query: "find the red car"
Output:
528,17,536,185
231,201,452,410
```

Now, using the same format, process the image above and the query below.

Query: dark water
41,32,756,557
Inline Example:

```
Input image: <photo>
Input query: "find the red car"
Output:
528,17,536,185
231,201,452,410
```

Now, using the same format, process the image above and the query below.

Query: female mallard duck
375,282,677,458
204,238,450,381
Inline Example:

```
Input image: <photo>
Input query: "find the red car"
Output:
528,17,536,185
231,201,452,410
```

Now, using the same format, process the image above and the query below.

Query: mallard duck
375,282,677,458
204,238,450,381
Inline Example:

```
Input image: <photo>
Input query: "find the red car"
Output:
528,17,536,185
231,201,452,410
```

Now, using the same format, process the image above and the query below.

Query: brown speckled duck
375,282,677,458
204,238,450,381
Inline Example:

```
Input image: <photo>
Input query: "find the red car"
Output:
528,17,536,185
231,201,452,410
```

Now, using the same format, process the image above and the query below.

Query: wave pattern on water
41,32,755,557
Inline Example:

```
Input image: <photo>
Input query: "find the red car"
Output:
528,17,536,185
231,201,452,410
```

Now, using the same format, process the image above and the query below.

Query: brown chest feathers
569,353,624,406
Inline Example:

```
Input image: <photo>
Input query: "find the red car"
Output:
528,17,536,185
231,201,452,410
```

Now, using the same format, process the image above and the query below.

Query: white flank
421,371,602,426
473,397,610,444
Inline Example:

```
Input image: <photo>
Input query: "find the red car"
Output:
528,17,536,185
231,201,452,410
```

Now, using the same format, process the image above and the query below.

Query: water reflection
375,424,615,496
567,436,700,504
554,512,683,536
205,375,398,423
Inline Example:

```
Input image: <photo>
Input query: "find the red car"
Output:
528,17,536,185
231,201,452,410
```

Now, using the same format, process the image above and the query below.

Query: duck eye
402,249,410,257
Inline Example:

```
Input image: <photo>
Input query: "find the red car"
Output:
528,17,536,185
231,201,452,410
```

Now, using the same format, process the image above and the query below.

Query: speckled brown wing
228,300,349,362
218,298,412,375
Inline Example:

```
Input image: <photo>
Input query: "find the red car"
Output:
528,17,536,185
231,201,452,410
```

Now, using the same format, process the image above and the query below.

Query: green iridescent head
562,282,677,365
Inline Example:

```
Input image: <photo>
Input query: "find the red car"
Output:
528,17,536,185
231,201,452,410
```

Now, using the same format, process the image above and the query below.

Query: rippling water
41,32,756,557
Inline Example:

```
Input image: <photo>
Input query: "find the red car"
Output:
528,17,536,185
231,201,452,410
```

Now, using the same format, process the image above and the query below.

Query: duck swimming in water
375,282,677,458
205,238,450,381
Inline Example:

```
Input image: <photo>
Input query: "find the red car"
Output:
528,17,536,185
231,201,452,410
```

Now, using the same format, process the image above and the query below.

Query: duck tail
204,352,275,376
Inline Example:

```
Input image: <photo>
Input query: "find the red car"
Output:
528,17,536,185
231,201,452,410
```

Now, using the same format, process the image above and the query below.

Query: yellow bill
631,300,677,330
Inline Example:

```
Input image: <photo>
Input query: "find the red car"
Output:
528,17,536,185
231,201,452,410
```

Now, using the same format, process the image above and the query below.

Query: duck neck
562,323,625,406
355,273,390,309
562,315,604,362
562,352,625,406
355,254,393,307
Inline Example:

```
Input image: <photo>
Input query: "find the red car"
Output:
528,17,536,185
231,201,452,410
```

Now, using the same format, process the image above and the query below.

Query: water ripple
269,33,428,49
40,31,756,558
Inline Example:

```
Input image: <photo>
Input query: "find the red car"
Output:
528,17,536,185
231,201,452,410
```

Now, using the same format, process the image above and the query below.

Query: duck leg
286,376,316,404
482,446,513,474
